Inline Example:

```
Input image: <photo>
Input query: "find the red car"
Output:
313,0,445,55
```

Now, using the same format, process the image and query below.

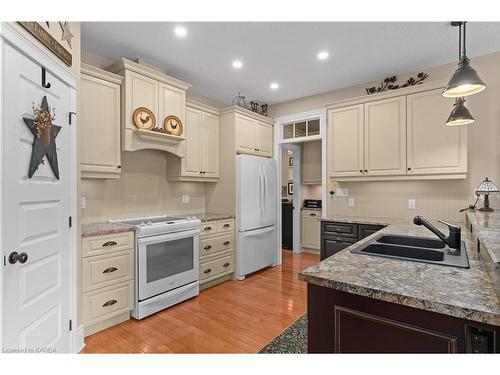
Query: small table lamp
475,177,500,211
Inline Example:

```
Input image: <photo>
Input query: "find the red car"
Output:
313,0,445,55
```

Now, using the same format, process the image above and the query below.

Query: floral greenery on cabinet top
366,72,429,95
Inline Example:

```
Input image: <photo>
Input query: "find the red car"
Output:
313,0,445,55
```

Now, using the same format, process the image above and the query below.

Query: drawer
82,250,134,293
200,233,233,257
82,281,133,327
321,235,357,261
82,231,134,258
200,222,218,236
200,255,233,281
302,210,321,218
358,224,385,240
218,219,234,233
322,222,357,238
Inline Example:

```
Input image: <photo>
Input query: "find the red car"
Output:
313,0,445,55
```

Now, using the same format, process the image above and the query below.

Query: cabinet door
182,107,203,176
158,82,186,132
201,111,220,178
125,71,158,130
236,114,257,153
364,97,406,176
329,105,364,177
321,235,356,261
302,140,322,184
407,89,467,175
302,216,321,250
81,74,121,178
256,121,273,157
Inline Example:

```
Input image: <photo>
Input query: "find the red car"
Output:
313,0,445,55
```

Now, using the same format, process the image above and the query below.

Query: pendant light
443,22,486,98
445,98,475,126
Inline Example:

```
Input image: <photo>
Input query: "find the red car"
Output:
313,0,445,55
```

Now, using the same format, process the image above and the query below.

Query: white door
201,111,219,178
183,107,202,176
2,43,73,352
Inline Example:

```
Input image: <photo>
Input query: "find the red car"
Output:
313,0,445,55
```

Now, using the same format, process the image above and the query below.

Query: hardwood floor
81,251,319,353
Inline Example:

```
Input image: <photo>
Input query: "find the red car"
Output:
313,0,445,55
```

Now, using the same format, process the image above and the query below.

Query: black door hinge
3,255,6,266
69,216,72,228
69,320,72,331
69,111,76,125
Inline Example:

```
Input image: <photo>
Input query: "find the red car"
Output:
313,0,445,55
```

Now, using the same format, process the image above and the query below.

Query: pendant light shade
442,57,486,97
442,22,486,98
445,98,475,126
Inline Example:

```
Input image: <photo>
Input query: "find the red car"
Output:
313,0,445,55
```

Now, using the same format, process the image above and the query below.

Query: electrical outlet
348,198,355,208
80,196,86,209
408,199,416,210
181,194,190,204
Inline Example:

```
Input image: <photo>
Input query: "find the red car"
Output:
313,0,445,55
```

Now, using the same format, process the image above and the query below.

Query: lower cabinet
301,210,321,252
81,231,135,336
320,221,385,260
199,219,235,290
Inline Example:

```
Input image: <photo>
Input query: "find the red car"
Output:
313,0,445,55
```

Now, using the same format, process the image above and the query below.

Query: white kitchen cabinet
407,89,467,175
301,210,321,251
364,97,406,176
301,140,322,184
80,64,123,179
329,104,364,177
107,58,190,156
167,101,220,182
235,112,274,158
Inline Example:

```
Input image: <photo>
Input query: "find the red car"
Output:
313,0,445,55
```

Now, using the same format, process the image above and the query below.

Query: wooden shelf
133,129,186,144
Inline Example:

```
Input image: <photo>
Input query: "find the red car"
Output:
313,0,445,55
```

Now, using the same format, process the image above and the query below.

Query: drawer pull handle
204,226,212,231
103,267,118,274
310,213,316,216
102,241,117,247
223,241,230,246
204,268,212,274
103,299,117,307
223,262,230,267
223,224,230,228
204,245,212,250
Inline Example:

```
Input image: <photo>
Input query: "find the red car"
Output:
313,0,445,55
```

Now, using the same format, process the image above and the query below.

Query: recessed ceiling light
270,82,279,90
232,60,243,69
317,51,329,60
174,26,187,37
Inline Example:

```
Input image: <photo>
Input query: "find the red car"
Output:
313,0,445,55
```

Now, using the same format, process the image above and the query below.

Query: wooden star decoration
22,96,61,179
59,21,73,49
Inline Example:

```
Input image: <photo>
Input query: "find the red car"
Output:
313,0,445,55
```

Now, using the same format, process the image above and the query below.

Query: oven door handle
137,228,200,246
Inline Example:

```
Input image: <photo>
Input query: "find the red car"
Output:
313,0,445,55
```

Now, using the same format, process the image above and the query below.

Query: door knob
8,252,19,264
18,252,28,264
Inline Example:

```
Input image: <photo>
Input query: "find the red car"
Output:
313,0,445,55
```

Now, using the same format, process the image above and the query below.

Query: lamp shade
445,98,475,126
476,177,500,195
442,57,487,98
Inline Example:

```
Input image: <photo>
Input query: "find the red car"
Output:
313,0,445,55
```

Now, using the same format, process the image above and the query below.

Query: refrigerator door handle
263,167,268,213
241,225,275,237
258,167,264,217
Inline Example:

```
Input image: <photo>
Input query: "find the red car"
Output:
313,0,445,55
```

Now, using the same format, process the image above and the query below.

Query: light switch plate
80,196,86,209
348,198,355,208
182,194,190,204
408,199,416,209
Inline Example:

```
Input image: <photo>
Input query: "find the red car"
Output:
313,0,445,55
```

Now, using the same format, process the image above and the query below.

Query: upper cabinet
407,89,467,175
234,111,274,158
80,64,123,179
167,100,220,182
107,58,190,156
302,140,322,184
327,81,467,181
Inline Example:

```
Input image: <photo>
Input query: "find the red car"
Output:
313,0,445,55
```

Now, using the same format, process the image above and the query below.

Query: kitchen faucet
413,216,461,250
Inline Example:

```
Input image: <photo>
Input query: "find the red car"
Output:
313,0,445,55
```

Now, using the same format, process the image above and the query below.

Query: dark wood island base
307,284,499,353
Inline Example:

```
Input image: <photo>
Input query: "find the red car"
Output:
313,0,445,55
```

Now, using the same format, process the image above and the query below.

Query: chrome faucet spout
413,216,461,250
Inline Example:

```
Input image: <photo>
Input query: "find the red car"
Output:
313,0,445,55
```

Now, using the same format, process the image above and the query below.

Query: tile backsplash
81,150,205,224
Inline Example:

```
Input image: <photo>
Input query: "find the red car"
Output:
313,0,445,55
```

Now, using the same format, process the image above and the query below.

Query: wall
269,52,500,222
80,49,224,223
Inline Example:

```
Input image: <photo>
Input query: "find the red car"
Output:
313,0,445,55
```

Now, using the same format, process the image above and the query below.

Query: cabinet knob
204,268,212,274
223,223,230,228
204,226,212,231
222,263,230,267
359,170,363,173
310,213,316,216
223,241,230,246
204,245,212,250
117,165,121,169
364,169,368,173
408,167,412,171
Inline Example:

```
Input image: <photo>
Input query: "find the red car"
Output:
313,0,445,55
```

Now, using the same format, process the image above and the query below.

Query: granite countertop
191,212,235,222
299,217,500,326
466,210,500,264
81,222,135,238
321,215,404,226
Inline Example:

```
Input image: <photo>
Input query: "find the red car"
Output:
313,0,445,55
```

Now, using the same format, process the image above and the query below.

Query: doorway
274,109,327,265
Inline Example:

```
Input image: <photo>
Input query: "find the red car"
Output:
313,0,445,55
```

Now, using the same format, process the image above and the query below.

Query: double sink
351,233,470,269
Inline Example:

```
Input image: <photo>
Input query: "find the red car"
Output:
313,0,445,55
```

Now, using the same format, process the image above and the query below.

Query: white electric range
109,215,201,319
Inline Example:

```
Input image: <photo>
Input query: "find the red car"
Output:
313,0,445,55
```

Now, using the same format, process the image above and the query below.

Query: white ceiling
81,22,500,105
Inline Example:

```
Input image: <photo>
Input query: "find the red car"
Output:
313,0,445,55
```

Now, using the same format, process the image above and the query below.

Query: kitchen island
299,216,500,353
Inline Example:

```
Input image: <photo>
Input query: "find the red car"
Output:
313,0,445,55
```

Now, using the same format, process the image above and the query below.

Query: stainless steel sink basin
377,234,445,249
351,234,469,268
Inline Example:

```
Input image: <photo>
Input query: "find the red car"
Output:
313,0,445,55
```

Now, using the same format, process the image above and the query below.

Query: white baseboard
72,325,85,353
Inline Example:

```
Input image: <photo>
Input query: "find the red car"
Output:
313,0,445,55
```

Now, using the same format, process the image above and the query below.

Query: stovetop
109,215,201,237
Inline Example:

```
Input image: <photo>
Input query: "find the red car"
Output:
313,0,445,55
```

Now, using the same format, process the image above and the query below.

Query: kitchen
1,7,500,370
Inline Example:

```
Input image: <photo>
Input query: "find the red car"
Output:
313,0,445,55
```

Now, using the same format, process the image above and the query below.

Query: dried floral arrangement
365,72,429,95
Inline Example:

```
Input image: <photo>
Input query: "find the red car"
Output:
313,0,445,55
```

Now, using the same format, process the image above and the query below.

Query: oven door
137,229,199,301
